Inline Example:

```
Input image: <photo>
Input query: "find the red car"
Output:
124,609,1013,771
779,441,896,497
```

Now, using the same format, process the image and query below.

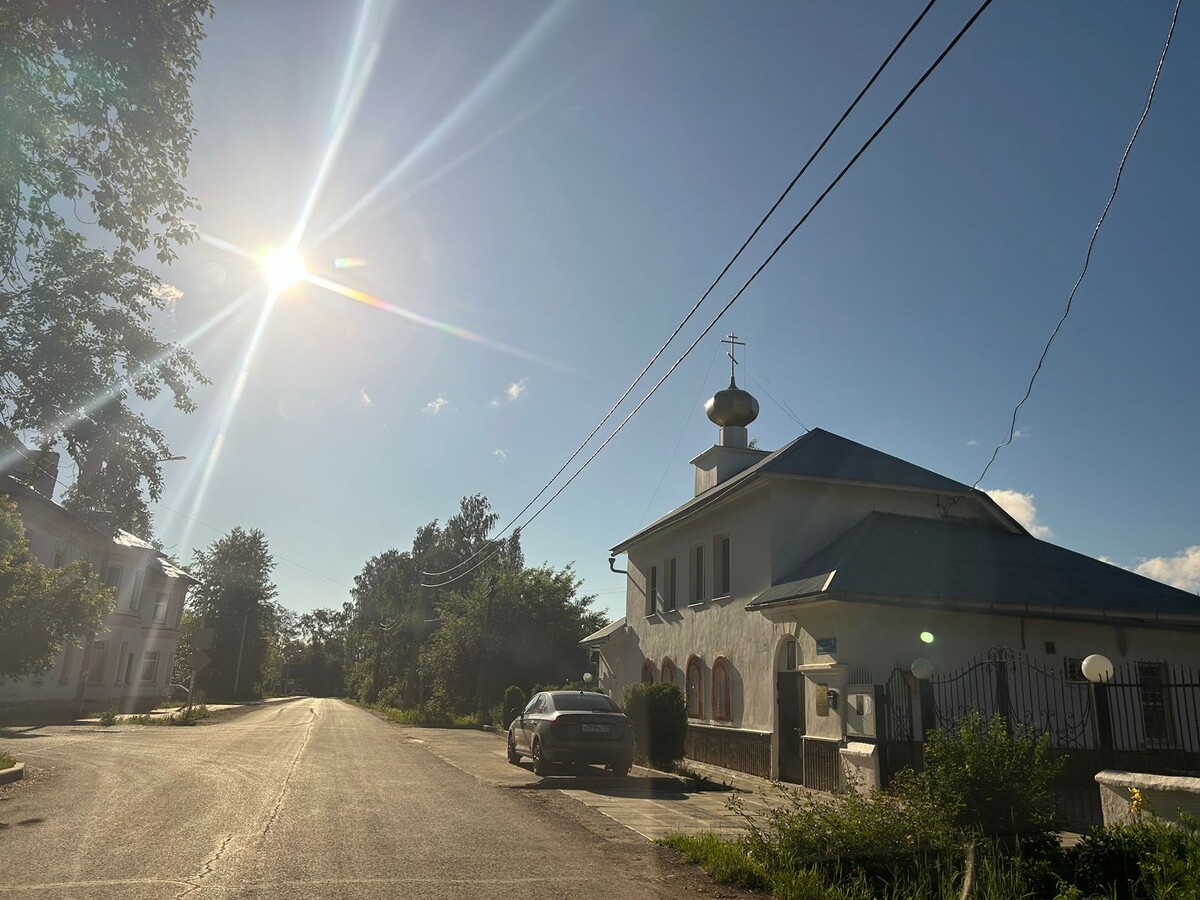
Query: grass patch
0,751,16,769
659,833,769,891
118,704,212,726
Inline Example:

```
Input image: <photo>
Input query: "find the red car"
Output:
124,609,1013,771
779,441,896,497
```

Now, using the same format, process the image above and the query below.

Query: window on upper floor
686,657,704,717
690,544,705,604
664,557,677,611
151,594,170,625
51,549,65,568
103,565,123,591
712,657,732,721
130,571,144,612
714,534,731,597
646,564,658,617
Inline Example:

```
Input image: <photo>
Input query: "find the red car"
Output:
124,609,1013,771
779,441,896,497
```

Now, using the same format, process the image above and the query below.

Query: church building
584,354,1200,787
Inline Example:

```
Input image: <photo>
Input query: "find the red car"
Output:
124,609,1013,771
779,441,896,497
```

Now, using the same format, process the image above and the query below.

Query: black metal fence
878,649,1200,830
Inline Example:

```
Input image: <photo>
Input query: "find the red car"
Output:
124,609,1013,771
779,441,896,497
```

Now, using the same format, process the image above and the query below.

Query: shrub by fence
623,682,687,770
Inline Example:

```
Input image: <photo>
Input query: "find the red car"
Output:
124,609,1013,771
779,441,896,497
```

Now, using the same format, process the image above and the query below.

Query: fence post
1090,683,1114,751
994,661,1013,734
918,678,936,738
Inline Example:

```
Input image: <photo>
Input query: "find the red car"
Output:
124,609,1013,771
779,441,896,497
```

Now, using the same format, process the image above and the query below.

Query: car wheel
506,733,520,764
531,738,550,776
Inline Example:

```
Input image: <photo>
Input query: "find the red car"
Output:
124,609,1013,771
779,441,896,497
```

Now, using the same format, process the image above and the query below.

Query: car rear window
550,692,620,712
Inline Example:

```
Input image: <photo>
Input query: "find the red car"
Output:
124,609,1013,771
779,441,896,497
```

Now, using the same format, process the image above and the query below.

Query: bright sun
261,245,307,292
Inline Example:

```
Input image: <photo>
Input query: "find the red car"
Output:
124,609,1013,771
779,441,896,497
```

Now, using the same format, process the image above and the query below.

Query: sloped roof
114,529,156,550
579,616,627,646
748,512,1200,620
613,429,976,553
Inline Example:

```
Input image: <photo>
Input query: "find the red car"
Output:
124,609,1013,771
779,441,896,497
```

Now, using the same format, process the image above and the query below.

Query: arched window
711,657,731,721
661,657,677,687
686,656,704,718
641,659,656,684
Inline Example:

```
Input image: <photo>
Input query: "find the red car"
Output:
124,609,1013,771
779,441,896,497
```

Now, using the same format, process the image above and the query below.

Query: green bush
622,681,687,770
915,711,1063,837
376,682,405,709
502,685,525,728
1068,815,1200,900
0,751,16,769
97,707,117,727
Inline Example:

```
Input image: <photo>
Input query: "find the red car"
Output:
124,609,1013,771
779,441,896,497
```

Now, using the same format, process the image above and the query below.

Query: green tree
0,495,112,678
0,2,213,534
187,527,278,699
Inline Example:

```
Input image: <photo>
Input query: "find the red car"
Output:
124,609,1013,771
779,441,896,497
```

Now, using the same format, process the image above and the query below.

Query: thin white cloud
493,448,507,462
359,388,372,407
985,489,1053,539
423,396,448,415
505,379,527,401
1134,546,1200,593
489,398,501,409
966,439,979,446
1013,428,1029,439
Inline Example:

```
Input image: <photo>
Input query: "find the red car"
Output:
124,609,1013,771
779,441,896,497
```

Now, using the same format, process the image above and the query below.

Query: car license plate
581,723,611,734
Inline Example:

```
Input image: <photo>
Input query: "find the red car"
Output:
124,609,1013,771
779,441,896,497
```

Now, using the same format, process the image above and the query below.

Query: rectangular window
124,653,135,686
116,642,129,684
1138,662,1175,745
104,565,124,590
646,565,658,616
59,644,77,684
140,651,160,683
690,544,705,603
87,641,109,684
1064,657,1085,683
665,558,677,611
714,534,731,596
128,571,143,612
51,549,65,568
151,595,170,625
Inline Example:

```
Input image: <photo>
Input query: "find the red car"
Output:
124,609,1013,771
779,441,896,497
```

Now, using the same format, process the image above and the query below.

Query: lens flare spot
260,245,307,292
920,631,935,644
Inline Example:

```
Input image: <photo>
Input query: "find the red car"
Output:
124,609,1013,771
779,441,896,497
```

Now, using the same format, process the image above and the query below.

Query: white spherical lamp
911,657,935,681
582,672,594,684
1081,654,1114,684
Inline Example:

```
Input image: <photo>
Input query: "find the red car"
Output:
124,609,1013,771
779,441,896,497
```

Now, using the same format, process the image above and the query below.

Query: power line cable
736,360,811,433
422,0,996,589
972,0,1182,491
422,0,942,580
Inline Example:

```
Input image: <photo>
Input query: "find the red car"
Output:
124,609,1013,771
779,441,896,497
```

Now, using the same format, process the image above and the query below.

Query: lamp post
1083,653,1115,752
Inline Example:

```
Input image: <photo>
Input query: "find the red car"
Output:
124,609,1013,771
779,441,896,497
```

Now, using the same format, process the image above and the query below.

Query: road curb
0,762,25,785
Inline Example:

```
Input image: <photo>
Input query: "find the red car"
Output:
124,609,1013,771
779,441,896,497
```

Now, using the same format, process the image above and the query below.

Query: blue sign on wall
815,636,838,655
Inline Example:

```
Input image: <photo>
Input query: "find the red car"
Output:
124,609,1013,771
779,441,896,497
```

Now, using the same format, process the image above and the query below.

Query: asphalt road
0,699,739,899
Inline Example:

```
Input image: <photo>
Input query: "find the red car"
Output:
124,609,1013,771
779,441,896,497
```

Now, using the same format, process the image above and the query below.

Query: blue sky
144,1,1199,618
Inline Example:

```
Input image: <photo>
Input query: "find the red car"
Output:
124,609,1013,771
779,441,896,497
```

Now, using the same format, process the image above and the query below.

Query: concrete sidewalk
389,722,782,841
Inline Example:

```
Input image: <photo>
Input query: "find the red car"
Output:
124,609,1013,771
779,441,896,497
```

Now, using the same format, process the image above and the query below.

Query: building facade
586,376,1200,786
1,465,196,715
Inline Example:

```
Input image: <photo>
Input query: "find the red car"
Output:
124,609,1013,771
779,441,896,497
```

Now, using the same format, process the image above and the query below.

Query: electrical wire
422,0,943,580
971,0,1182,491
736,360,811,434
422,0,996,589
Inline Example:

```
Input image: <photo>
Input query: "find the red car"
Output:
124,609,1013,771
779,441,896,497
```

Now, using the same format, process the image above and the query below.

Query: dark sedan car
507,691,634,776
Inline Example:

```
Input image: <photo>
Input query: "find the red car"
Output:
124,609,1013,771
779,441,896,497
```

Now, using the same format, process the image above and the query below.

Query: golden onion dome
704,377,759,428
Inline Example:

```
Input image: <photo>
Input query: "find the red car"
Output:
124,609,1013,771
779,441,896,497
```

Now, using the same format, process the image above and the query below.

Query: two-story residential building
1,453,197,715
586,374,1200,787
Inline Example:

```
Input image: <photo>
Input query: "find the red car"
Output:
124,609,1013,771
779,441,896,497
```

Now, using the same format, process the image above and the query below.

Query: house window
641,660,656,684
59,644,77,684
712,657,731,721
714,535,731,597
116,642,129,684
140,651,160,683
1138,662,1175,746
130,572,144,612
686,657,704,718
690,544,705,604
785,639,797,671
87,641,108,684
124,652,135,686
1064,657,1086,684
661,658,678,687
51,549,65,568
646,565,658,617
151,595,170,625
104,565,123,591
665,558,677,611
